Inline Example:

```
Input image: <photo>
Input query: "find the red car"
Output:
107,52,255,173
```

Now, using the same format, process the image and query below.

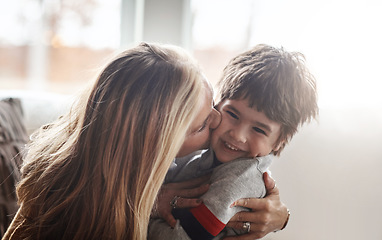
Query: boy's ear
273,140,285,152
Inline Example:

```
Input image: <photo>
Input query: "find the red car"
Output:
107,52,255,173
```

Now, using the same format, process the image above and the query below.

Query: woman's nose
209,108,221,129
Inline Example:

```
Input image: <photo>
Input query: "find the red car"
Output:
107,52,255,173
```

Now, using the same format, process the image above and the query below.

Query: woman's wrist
275,208,290,232
280,209,290,230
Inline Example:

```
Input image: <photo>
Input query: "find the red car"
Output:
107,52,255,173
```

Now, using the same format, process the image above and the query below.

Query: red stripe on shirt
190,203,226,236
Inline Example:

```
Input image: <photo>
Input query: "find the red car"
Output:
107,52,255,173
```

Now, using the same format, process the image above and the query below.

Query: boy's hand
151,174,210,228
224,172,289,239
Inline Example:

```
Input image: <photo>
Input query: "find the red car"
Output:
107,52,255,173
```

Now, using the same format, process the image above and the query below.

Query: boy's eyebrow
227,105,272,133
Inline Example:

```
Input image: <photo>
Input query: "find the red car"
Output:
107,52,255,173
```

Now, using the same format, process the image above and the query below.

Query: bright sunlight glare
192,0,382,109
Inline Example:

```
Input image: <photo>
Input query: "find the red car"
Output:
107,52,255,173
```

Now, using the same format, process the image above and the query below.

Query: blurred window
191,0,253,87
0,0,121,93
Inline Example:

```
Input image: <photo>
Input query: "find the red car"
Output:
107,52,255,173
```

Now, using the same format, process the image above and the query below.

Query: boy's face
211,98,283,163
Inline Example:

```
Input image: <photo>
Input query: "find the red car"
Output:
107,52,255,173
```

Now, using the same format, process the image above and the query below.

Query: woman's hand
224,172,289,239
152,174,210,228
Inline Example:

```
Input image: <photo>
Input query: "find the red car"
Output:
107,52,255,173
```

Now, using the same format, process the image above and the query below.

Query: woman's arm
224,172,289,240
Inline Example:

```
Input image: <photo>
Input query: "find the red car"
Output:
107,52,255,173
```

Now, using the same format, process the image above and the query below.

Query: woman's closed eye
197,120,208,132
195,114,212,133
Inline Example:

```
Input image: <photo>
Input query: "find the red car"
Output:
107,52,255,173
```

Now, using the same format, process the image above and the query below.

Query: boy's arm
173,157,270,240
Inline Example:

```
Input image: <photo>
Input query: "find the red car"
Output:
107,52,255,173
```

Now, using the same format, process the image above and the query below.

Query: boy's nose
209,108,221,130
229,126,247,143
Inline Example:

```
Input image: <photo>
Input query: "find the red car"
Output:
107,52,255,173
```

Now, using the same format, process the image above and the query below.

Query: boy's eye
253,127,266,136
227,111,238,119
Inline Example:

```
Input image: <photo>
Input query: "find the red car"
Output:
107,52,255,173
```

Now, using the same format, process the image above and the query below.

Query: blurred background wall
1,0,381,239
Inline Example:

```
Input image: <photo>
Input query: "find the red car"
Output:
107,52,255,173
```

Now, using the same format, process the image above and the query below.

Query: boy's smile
211,98,283,163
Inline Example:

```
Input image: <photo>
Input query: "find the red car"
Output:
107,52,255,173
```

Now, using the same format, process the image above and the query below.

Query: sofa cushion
0,98,28,237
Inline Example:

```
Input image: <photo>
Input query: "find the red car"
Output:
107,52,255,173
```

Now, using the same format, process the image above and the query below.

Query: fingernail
196,199,202,204
230,202,236,208
171,220,177,228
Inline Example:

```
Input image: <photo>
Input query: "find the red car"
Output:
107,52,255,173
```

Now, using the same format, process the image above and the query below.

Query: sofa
0,90,72,237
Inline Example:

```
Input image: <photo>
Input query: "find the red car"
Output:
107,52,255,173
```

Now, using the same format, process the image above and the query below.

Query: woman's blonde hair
4,42,204,240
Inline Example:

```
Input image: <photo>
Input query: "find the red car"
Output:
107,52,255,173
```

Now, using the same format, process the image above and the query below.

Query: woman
4,42,219,240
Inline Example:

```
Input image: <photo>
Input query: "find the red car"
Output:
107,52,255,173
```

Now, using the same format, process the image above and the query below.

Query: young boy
148,44,319,239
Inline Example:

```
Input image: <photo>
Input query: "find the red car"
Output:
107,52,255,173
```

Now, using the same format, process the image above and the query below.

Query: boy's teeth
225,142,238,151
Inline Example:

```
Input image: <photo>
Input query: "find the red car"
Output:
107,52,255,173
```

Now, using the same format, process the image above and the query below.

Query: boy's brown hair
217,44,318,155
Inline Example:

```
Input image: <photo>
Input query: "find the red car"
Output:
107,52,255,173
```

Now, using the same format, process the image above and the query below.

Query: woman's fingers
171,196,202,209
153,175,211,227
228,210,267,224
263,172,279,195
227,172,288,236
225,220,269,239
162,211,177,228
231,198,268,212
